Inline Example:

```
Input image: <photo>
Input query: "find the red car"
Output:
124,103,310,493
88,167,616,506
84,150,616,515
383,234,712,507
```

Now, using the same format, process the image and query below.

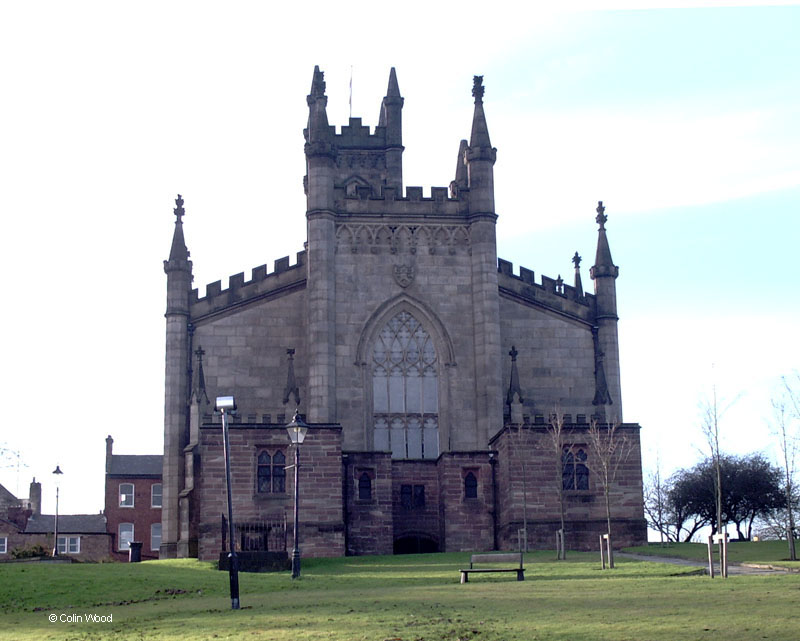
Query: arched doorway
393,534,439,554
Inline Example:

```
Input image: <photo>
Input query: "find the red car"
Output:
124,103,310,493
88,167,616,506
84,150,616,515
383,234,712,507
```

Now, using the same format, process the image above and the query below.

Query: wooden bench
459,552,525,583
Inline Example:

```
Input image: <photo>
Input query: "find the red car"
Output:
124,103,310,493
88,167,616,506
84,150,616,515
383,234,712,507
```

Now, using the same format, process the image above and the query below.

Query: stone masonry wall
191,288,308,422
333,221,479,453
196,424,344,561
437,452,495,552
344,452,393,556
499,295,597,419
391,460,441,550
492,424,645,551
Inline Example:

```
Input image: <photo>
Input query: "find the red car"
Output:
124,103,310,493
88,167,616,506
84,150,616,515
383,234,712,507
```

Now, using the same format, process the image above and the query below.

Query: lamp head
52,465,63,476
215,396,237,412
286,410,308,445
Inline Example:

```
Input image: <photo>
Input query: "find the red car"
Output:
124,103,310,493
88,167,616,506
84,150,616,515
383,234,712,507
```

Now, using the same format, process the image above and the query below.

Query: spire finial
174,194,185,222
310,65,326,100
573,252,584,297
595,200,607,230
472,75,485,104
191,345,209,405
506,345,524,409
283,348,301,406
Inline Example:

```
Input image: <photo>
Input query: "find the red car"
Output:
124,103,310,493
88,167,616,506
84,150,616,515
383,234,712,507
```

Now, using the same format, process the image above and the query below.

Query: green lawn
1,551,798,641
624,540,800,568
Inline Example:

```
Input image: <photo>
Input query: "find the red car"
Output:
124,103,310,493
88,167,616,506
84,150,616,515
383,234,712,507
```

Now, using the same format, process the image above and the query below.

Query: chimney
106,435,114,474
29,477,41,515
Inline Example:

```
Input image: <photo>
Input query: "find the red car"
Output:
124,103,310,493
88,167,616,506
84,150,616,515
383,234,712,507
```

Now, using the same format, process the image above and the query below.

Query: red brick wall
104,476,162,561
197,424,345,561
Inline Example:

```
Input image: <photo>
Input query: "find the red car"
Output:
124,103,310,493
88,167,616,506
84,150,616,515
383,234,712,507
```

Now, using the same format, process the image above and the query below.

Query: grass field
1,550,798,641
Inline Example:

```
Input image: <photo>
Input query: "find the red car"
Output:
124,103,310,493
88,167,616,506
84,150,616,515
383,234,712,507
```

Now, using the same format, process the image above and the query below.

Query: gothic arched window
257,450,286,494
372,311,439,459
562,447,589,491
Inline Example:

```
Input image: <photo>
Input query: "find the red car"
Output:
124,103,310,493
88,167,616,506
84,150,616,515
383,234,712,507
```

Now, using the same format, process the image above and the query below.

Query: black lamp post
286,410,308,579
52,465,63,556
216,395,240,610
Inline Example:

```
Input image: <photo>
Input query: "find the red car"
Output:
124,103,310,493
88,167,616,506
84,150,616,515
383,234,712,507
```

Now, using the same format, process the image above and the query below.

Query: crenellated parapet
189,250,306,320
497,257,595,323
335,180,469,216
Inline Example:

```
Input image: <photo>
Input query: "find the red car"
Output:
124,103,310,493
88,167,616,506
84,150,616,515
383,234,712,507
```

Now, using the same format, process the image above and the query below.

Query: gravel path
616,552,794,575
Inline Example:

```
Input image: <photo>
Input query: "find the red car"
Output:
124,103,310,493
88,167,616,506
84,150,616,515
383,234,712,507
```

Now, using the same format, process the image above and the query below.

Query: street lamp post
52,465,63,556
216,395,240,610
286,410,308,579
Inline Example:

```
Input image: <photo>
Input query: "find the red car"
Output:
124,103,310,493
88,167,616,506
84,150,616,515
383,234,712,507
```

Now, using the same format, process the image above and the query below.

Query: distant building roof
0,482,20,508
108,455,162,478
24,514,108,535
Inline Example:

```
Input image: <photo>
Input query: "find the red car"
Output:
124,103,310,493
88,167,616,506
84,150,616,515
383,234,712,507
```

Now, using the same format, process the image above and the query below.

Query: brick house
104,436,163,561
23,514,111,561
160,68,646,561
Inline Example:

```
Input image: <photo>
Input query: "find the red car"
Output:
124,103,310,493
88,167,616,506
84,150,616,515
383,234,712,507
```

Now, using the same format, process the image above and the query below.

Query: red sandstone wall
492,423,646,550
344,452,393,556
197,424,345,561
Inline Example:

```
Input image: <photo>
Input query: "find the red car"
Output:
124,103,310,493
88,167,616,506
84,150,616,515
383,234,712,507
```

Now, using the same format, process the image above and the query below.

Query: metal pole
291,443,301,579
221,408,240,609
53,486,59,557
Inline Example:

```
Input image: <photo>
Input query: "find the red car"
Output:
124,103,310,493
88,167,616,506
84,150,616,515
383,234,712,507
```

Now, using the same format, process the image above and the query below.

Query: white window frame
119,483,134,508
57,536,81,554
151,483,162,508
119,523,134,551
150,522,162,551
0,536,7,554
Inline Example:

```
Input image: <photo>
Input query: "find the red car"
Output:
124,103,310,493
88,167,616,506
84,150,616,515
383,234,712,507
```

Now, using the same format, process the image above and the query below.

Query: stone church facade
160,67,646,561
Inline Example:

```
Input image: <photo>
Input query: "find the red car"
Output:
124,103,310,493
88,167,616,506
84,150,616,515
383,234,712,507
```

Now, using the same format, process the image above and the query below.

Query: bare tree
545,410,568,559
588,418,634,568
644,452,670,545
772,374,799,559
700,385,728,535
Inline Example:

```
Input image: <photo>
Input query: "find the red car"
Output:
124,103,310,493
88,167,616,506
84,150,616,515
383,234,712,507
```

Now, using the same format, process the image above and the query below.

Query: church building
160,67,646,561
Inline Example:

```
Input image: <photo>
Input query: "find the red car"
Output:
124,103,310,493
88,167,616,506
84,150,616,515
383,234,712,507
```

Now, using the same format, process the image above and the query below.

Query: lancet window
372,311,439,459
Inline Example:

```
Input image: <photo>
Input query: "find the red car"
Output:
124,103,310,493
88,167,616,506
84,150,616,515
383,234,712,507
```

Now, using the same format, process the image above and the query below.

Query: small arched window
464,472,478,499
358,472,372,501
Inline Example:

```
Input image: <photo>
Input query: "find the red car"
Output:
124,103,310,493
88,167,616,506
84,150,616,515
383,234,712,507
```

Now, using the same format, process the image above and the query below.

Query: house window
151,523,162,551
372,311,439,459
119,523,134,551
562,447,589,491
401,484,425,509
358,472,372,501
257,450,286,494
151,484,162,508
57,536,80,554
119,483,134,507
0,537,7,554
464,472,478,499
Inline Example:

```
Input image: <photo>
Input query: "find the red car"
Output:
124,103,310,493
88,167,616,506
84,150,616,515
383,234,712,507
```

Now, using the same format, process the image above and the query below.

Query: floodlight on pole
215,395,240,610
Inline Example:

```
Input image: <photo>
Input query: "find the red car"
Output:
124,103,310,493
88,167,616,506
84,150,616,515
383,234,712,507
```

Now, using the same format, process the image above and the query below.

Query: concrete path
616,552,794,575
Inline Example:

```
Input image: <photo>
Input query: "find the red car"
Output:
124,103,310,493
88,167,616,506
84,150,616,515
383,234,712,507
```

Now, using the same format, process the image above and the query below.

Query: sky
1,1,798,524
